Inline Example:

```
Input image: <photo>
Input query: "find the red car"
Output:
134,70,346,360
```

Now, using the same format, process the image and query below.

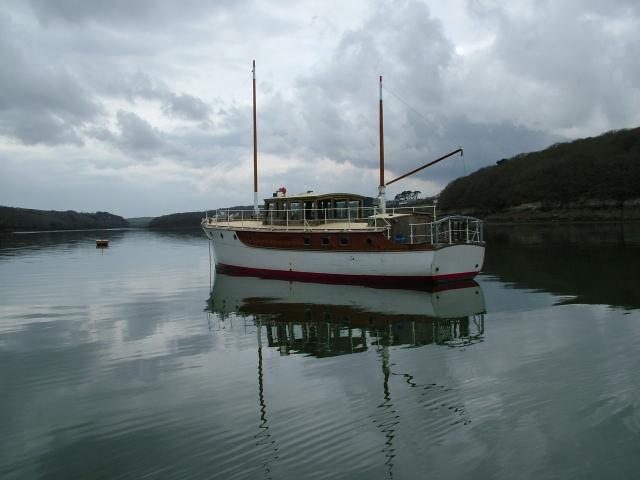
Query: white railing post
410,224,414,244
466,220,469,243
286,209,289,230
348,206,351,230
448,219,452,244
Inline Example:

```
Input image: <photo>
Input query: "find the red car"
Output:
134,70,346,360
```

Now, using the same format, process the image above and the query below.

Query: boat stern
431,243,485,282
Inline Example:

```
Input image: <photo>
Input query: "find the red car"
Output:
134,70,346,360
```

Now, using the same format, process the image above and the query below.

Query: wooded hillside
438,127,640,220
0,206,129,232
148,211,209,229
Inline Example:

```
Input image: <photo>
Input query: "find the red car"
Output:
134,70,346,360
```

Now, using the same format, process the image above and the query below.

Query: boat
202,63,485,284
95,239,109,247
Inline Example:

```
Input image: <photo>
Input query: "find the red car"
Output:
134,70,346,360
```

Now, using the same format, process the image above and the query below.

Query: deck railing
204,205,436,230
207,206,379,230
203,206,482,246
409,215,483,246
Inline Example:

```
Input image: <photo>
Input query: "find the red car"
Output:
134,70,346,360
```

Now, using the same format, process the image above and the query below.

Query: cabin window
304,237,311,246
335,199,347,219
366,238,373,245
290,201,301,220
349,200,359,219
321,237,330,246
319,199,332,219
304,201,315,220
340,237,349,246
270,202,279,219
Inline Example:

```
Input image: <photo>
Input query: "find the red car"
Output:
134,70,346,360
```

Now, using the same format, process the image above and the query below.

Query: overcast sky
1,0,639,217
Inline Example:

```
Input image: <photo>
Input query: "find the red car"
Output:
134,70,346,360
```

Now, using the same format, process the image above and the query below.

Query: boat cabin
263,192,366,225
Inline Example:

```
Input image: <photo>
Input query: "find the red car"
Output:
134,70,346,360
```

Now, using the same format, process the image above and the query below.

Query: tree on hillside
394,190,421,204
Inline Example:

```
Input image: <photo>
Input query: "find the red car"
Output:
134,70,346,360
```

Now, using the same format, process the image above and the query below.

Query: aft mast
252,60,259,216
378,75,386,214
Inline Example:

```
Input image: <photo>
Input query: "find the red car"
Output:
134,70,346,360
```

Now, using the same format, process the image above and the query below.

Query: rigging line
382,84,466,168
382,84,433,127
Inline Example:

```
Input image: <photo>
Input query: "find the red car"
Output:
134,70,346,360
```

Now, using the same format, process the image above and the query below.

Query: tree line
438,127,640,214
0,206,129,232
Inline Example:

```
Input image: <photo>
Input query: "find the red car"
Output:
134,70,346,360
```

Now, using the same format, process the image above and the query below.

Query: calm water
1,225,640,479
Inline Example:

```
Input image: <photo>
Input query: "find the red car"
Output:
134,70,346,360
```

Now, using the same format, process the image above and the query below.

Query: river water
1,225,639,479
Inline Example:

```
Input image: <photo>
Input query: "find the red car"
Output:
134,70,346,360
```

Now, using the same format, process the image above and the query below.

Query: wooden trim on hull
216,263,479,285
236,230,436,252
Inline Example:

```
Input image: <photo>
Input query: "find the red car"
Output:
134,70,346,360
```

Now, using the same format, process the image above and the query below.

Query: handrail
408,215,483,246
201,206,480,246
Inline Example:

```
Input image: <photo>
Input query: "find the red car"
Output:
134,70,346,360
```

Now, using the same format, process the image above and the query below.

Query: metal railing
409,215,483,246
204,206,381,231
202,205,482,246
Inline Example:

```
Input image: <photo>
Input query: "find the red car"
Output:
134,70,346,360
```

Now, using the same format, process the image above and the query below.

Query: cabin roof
264,192,366,202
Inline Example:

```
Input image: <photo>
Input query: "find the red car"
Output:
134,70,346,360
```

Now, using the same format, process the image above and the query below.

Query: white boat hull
203,226,484,283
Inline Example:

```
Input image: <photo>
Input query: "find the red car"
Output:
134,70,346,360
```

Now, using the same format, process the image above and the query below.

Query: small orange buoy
96,239,109,247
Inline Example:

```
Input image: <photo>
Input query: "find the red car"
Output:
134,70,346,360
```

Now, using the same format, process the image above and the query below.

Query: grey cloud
0,11,102,145
115,111,165,153
162,93,211,122
26,0,240,26
91,111,172,159
236,0,578,195
465,1,640,133
87,70,212,123
90,108,245,168
0,110,85,146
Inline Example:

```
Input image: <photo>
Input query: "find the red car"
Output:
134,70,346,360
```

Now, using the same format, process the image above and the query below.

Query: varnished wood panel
236,230,435,252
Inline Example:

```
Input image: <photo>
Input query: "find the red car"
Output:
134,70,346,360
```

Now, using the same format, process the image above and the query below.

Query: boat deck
203,219,382,232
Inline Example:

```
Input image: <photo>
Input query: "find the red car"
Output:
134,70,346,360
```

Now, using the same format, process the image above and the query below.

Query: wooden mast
378,75,386,214
252,60,259,216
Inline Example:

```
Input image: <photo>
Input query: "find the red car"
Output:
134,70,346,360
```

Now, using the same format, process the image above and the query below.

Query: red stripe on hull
216,263,478,286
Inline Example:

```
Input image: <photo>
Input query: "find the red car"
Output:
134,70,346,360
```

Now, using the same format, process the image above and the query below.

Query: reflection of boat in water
206,273,486,477
207,273,486,357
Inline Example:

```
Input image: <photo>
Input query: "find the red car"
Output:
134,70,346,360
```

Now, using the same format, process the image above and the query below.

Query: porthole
340,237,349,246
321,237,330,246
304,237,311,246
366,238,373,245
